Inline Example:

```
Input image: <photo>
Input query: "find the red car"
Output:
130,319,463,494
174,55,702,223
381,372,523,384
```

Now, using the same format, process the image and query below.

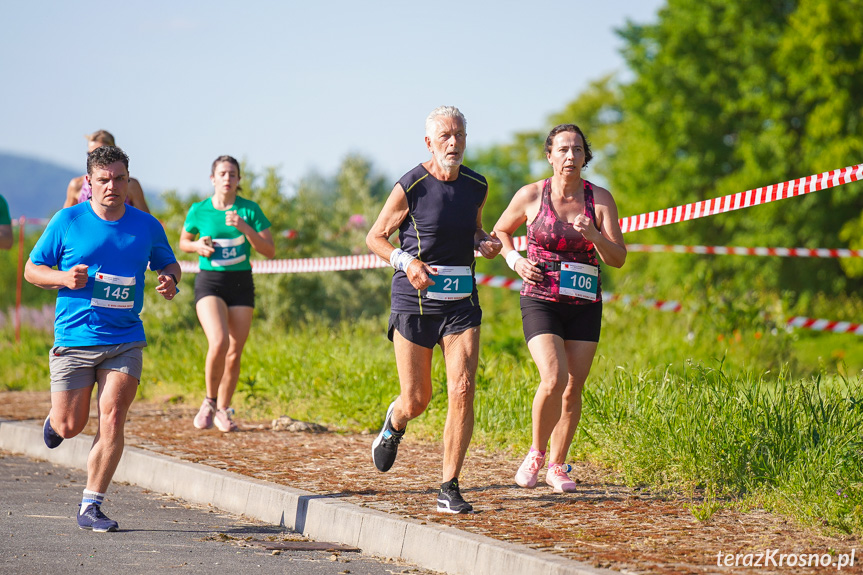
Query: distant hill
0,152,162,220
0,152,77,220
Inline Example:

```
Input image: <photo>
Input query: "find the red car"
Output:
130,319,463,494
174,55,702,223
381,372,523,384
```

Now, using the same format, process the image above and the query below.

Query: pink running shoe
214,407,239,432
546,463,577,493
514,449,546,488
193,398,216,430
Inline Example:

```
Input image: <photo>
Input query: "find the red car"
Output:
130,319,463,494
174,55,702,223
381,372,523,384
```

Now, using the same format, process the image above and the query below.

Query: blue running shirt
30,202,177,346
390,164,488,315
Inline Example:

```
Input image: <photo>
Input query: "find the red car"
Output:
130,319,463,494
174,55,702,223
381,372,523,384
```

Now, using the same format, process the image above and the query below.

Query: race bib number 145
91,272,136,309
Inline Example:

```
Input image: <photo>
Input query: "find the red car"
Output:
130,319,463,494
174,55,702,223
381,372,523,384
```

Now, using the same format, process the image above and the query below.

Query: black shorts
520,296,601,343
388,306,482,350
194,269,255,308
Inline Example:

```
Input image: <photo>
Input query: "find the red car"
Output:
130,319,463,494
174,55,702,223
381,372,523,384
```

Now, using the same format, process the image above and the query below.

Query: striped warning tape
626,244,863,258
785,317,863,336
618,163,863,233
10,217,50,226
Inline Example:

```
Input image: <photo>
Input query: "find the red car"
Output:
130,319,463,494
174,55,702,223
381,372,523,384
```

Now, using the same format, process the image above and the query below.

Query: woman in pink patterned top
493,124,626,493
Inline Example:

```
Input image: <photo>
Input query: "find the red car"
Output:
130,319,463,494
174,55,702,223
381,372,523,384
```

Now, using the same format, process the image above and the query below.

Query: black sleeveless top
390,164,488,314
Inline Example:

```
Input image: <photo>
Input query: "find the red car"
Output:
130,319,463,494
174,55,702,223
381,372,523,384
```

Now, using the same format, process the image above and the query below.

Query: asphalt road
0,451,433,575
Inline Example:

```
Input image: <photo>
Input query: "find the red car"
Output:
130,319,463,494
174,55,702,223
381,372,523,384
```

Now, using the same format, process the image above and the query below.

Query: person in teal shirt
180,155,274,432
0,194,12,250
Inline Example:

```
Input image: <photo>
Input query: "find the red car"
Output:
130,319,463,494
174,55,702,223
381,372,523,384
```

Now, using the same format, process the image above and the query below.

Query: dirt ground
2,391,859,574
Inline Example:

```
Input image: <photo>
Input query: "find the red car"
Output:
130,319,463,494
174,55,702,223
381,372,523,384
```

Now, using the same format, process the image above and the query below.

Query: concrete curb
0,419,615,575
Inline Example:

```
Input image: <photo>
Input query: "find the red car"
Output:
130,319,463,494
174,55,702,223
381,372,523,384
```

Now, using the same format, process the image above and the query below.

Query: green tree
605,0,863,296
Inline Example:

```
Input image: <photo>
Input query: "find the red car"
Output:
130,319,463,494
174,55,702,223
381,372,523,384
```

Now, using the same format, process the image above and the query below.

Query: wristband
505,250,524,271
389,248,416,272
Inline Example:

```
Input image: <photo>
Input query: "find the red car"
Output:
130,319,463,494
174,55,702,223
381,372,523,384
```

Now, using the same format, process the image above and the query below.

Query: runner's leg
438,326,479,483
525,333,568,453
195,296,230,401
85,369,138,493
391,330,433,430
547,340,597,464
219,305,254,410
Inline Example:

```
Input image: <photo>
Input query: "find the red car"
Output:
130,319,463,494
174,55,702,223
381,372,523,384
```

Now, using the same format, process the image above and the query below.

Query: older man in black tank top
366,106,501,514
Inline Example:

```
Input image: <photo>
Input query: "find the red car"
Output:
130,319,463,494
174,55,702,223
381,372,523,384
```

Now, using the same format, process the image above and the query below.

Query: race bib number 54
91,272,136,309
559,262,598,300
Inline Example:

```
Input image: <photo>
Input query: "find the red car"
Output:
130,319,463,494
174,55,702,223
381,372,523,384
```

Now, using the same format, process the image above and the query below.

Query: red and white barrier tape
785,317,863,336
626,244,863,258
618,163,863,233
10,217,50,226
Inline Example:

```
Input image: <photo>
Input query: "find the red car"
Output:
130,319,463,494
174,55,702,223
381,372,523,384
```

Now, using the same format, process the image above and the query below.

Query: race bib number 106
559,262,598,300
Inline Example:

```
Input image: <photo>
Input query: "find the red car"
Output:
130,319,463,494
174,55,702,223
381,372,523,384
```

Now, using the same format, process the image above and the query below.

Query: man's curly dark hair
87,146,129,175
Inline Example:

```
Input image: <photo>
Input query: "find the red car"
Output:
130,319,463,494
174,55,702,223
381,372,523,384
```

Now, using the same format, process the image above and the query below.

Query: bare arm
24,259,89,290
128,178,151,214
473,190,502,259
225,211,276,259
365,183,435,290
0,225,12,250
575,185,626,268
154,261,182,300
179,229,215,257
64,177,83,209
493,182,544,285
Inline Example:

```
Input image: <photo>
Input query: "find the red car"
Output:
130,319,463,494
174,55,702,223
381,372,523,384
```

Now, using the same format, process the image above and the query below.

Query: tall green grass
2,283,862,534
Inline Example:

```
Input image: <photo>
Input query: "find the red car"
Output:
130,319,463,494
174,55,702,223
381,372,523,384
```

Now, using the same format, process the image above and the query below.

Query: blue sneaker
77,504,119,532
43,415,63,449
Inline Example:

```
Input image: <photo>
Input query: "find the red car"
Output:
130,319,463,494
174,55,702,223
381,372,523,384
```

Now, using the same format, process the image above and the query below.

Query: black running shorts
388,306,482,350
194,269,255,308
520,296,601,343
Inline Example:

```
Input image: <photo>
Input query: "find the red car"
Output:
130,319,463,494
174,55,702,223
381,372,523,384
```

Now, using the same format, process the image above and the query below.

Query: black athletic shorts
388,306,482,350
194,269,255,308
520,295,601,343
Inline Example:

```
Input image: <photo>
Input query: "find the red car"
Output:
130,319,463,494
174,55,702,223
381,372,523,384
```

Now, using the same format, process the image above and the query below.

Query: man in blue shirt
25,146,181,532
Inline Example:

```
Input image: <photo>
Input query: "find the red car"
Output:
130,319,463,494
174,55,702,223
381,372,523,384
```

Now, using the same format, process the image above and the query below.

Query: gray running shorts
48,341,146,392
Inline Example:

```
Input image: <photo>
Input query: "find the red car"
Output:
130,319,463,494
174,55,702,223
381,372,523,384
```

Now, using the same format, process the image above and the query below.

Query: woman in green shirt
180,156,275,432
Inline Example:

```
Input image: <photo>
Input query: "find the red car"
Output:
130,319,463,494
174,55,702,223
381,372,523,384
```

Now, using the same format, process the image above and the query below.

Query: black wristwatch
167,273,178,285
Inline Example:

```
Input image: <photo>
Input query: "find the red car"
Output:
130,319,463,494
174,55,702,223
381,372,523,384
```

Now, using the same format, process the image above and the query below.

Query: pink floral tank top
522,178,601,304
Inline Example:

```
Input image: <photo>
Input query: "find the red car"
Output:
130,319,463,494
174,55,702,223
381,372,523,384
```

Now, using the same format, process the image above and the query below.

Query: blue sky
0,1,664,197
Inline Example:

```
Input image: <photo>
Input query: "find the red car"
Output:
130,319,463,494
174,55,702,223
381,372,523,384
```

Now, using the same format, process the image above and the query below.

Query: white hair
425,106,467,138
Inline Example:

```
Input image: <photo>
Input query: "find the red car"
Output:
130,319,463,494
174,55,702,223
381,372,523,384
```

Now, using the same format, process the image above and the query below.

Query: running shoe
43,415,63,449
546,463,577,493
193,398,216,430
436,478,474,514
77,504,119,532
371,401,405,472
514,449,546,488
214,407,238,432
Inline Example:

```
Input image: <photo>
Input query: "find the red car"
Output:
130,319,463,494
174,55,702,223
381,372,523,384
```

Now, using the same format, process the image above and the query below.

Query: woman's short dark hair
544,124,593,168
211,155,241,179
211,155,242,191
87,146,129,175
